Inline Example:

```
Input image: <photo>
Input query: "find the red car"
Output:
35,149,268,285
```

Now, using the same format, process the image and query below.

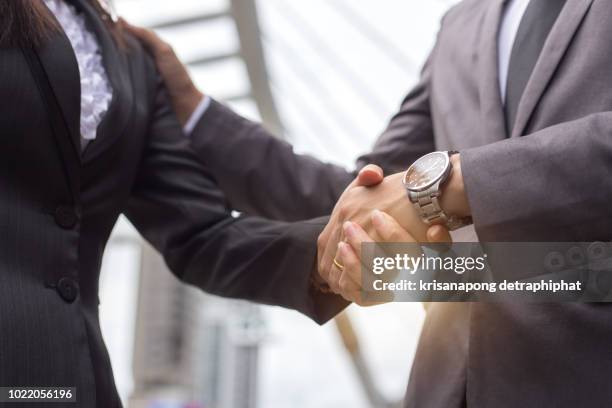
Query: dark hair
0,1,123,48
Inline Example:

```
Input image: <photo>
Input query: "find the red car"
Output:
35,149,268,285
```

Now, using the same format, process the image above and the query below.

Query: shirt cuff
183,95,212,135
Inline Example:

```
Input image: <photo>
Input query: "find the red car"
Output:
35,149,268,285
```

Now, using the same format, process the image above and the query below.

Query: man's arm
187,59,437,219
323,108,612,247
460,113,612,242
123,21,437,221
124,60,347,324
189,99,355,221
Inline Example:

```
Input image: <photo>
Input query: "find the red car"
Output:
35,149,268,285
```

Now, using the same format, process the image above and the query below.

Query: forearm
190,99,355,221
167,215,347,324
125,70,348,323
188,36,439,221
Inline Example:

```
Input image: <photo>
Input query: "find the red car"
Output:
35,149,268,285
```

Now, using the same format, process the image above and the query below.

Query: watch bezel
403,151,452,193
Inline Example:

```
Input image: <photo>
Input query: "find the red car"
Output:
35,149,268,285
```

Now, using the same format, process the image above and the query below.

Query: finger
328,242,354,295
427,225,452,243
316,230,331,282
356,164,384,187
327,263,342,294
320,234,343,294
343,221,373,261
337,242,383,305
371,210,416,243
319,225,343,288
337,242,362,291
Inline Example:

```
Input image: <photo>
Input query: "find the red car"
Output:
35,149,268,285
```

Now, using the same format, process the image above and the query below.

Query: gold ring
333,258,345,271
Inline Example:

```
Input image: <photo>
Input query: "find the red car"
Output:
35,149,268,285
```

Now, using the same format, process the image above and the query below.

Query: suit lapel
36,30,82,161
511,0,594,138
72,0,134,163
477,0,507,143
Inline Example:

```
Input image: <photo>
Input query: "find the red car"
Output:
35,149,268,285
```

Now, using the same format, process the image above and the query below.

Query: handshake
122,20,472,305
315,164,455,306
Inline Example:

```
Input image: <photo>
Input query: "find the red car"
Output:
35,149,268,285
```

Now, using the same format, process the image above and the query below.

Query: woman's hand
328,210,451,305
120,19,204,126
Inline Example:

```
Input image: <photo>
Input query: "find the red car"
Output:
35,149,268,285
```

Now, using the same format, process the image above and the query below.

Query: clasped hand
317,165,451,305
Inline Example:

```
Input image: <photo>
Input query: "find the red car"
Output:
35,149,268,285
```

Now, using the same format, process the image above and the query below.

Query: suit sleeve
124,69,347,324
190,101,353,221
461,112,612,242
189,45,437,221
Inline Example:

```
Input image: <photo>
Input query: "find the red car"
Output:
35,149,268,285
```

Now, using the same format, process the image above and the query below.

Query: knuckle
317,232,327,248
387,228,407,242
386,230,400,242
338,205,349,221
344,255,357,270
158,43,174,56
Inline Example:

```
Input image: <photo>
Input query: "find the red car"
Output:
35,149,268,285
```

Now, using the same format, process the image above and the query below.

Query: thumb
426,225,452,243
356,164,384,187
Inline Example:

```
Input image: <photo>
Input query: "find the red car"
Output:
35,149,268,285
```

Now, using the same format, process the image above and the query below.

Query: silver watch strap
412,187,446,225
412,189,472,230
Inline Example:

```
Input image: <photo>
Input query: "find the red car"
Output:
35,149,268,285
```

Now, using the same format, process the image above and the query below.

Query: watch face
404,152,450,191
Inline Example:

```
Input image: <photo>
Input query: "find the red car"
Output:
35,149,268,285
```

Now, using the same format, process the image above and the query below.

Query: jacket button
57,277,79,303
55,206,78,229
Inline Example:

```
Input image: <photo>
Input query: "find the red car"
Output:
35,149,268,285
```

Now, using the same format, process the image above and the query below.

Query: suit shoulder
120,33,158,82
119,32,160,106
442,0,488,24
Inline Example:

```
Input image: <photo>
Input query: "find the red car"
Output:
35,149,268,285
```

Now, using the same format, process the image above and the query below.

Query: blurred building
128,245,264,408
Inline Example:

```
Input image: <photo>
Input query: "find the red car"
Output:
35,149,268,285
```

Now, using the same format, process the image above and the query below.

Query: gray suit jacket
191,0,612,406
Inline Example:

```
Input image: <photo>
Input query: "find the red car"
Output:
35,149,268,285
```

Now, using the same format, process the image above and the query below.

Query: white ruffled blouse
44,0,113,150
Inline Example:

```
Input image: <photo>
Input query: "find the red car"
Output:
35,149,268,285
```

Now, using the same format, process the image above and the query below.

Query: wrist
176,88,205,127
440,154,471,218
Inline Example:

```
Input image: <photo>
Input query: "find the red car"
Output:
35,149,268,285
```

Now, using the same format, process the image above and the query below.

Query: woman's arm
124,57,348,324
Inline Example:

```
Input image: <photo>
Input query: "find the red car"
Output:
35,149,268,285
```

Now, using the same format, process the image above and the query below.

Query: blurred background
101,0,459,407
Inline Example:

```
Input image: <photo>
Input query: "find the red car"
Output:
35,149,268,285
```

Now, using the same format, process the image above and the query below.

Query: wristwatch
402,151,472,231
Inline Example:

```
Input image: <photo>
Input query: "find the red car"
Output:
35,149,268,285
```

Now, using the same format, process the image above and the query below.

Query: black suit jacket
0,1,346,407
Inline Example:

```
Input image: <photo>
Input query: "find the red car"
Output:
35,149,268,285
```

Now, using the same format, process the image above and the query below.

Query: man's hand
317,171,429,289
311,164,387,290
317,156,470,292
120,19,203,126
331,211,451,305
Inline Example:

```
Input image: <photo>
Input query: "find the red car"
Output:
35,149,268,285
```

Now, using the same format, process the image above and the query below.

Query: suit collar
35,27,83,160
511,0,594,137
72,0,134,163
477,0,507,143
37,0,134,165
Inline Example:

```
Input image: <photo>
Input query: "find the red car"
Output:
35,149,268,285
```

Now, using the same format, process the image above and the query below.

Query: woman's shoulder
122,33,156,75
119,32,161,103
